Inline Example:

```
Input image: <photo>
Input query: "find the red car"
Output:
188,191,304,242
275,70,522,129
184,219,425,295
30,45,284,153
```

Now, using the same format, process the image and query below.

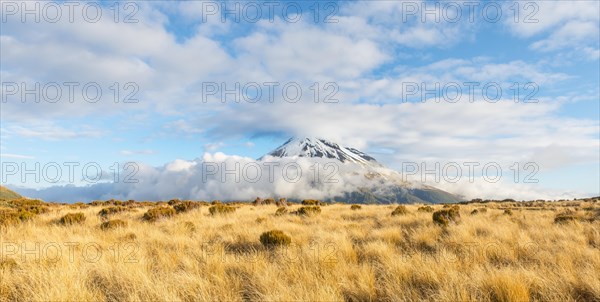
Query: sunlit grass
0,199,599,301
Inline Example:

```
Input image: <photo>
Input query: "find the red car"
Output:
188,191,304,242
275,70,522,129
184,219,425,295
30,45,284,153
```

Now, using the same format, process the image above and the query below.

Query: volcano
260,137,463,204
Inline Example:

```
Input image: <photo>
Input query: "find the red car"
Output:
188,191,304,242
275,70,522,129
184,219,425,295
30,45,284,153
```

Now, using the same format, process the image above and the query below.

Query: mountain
0,185,23,200
263,137,380,166
260,137,463,204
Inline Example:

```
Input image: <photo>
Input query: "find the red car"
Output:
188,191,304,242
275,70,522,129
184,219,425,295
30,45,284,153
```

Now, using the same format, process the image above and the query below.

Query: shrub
100,219,127,230
432,207,461,226
294,206,321,216
0,209,20,226
351,205,362,210
256,217,267,224
168,199,182,205
89,200,106,206
208,204,236,215
211,200,222,205
260,230,291,247
503,209,513,216
554,213,586,224
142,207,176,222
275,207,288,216
276,198,288,207
302,199,321,206
391,205,408,216
252,197,264,206
173,201,201,213
470,207,487,215
418,206,434,213
16,209,37,222
59,212,86,225
70,202,89,209
98,206,127,217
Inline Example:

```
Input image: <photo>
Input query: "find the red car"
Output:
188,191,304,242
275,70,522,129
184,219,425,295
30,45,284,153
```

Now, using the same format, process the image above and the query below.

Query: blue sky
1,0,599,201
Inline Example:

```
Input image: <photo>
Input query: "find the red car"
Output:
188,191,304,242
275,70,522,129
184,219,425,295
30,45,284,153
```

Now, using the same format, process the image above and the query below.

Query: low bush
142,207,176,222
89,200,107,206
554,213,587,224
0,209,20,226
433,207,461,226
276,198,288,207
70,202,89,209
260,230,291,247
302,199,321,206
418,206,434,213
391,205,408,216
173,201,201,213
503,209,513,216
100,219,127,230
294,206,321,216
350,204,362,210
209,204,236,215
275,207,288,216
167,199,181,205
59,212,86,225
471,209,487,215
98,206,127,217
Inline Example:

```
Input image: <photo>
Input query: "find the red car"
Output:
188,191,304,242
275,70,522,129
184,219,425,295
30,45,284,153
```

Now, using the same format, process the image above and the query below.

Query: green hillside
0,186,23,200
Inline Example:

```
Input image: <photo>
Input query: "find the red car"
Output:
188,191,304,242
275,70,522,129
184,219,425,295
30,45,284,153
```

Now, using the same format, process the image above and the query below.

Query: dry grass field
1,198,600,302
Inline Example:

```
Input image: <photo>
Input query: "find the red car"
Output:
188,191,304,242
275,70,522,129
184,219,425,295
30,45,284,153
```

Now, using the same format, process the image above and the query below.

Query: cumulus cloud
15,153,402,202
504,1,600,58
13,147,595,203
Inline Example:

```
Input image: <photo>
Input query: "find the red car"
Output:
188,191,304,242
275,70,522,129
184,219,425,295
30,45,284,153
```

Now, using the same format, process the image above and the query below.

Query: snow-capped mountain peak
261,137,380,166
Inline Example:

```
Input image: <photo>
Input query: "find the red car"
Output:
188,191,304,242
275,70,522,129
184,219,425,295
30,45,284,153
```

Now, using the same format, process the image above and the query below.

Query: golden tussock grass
0,200,599,301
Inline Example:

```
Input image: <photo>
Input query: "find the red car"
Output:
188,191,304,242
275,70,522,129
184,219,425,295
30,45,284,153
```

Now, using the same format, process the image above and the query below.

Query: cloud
0,153,35,159
12,154,388,202
203,99,599,171
120,150,156,156
11,148,595,203
504,1,600,58
1,124,104,140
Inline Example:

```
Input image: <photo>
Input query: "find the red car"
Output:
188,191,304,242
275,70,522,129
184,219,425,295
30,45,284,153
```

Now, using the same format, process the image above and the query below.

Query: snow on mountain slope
259,137,463,204
262,137,380,166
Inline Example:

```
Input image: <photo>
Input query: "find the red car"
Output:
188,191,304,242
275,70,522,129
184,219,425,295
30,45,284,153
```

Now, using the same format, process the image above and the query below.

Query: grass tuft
294,206,321,216
391,205,408,216
100,219,128,230
432,206,460,226
259,230,291,247
142,207,176,222
59,212,86,225
208,204,237,215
